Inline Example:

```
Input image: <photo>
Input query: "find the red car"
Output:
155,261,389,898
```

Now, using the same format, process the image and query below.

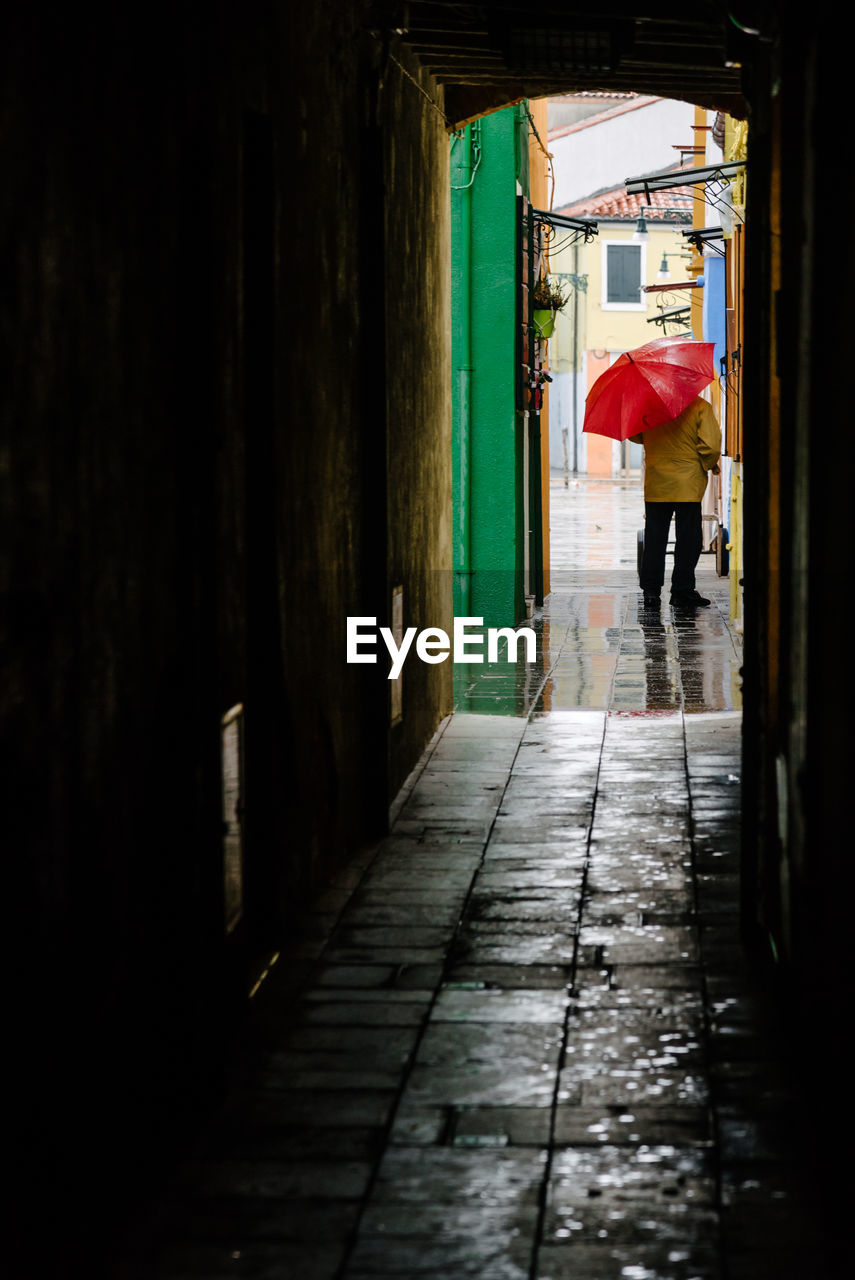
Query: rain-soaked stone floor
115,479,824,1278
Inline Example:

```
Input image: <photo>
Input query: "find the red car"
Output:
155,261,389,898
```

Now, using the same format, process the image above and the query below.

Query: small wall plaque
221,703,245,934
390,586,403,726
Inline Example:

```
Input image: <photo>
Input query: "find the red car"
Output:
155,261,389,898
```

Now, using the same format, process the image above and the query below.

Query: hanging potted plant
531,275,568,339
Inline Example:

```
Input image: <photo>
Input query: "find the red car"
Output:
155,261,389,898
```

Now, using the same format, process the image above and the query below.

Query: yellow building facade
547,197,694,478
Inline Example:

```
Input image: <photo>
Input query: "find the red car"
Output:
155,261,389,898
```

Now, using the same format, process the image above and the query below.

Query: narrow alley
116,480,817,1279
9,8,854,1277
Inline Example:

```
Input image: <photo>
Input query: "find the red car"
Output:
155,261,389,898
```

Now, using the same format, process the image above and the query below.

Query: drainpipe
572,241,579,475
453,124,476,615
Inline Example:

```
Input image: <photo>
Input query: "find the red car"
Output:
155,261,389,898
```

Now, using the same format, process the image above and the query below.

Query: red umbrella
582,336,716,441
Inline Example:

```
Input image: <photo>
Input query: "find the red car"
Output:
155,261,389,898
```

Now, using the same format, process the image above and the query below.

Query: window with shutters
602,241,646,311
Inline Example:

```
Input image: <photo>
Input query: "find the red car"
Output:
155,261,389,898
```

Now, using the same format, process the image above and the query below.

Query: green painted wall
452,105,529,632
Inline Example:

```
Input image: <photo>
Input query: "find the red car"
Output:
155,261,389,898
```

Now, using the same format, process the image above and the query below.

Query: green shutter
607,244,641,304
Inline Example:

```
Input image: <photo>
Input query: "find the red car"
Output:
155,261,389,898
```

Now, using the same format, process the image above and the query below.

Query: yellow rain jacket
632,396,721,502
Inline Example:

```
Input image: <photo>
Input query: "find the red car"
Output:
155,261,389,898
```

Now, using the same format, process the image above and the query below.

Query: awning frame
625,160,746,201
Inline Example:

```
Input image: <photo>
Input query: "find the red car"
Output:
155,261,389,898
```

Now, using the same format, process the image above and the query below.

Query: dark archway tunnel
5,2,851,1274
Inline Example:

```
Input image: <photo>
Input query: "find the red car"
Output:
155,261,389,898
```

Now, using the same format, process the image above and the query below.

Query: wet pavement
115,479,822,1278
454,476,741,717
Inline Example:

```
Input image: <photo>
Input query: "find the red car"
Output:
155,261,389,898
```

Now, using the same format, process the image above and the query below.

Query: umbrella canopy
582,336,716,441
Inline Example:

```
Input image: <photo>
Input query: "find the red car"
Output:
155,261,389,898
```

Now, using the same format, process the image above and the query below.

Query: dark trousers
640,501,703,595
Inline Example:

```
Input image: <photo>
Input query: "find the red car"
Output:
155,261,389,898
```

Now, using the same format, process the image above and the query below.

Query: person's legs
640,502,674,595
671,502,703,595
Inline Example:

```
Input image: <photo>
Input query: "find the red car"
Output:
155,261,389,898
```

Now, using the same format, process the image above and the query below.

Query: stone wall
4,0,452,1233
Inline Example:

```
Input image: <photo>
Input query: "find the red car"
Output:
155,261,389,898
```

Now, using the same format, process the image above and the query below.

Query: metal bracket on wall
682,226,726,256
647,304,692,333
531,208,599,243
550,271,588,294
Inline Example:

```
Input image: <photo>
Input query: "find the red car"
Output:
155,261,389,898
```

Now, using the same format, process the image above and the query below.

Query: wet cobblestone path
118,480,821,1278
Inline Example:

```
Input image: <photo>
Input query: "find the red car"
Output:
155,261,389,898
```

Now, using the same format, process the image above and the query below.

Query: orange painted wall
586,350,613,475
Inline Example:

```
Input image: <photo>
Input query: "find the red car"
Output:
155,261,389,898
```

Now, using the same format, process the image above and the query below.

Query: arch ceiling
394,2,749,126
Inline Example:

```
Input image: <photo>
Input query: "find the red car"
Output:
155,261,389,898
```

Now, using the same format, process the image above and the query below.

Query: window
607,244,640,303
603,242,645,310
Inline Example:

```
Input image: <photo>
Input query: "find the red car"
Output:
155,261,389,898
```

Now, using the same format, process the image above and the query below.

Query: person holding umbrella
583,335,721,610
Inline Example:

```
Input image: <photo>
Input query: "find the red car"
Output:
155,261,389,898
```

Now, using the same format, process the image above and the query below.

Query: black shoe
671,590,710,608
642,594,661,609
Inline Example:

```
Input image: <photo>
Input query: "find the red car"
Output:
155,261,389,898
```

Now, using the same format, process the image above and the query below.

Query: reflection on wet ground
118,481,822,1278
455,477,742,717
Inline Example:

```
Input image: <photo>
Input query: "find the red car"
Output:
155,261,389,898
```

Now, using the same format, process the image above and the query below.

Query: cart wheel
716,526,730,577
637,527,645,580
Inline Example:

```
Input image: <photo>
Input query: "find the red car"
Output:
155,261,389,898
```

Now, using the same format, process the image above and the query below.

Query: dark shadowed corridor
8,6,854,1277
113,482,817,1278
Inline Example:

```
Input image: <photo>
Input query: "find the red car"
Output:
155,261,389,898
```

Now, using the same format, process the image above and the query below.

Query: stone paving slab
467,894,581,922
451,1105,554,1147
350,1197,539,1278
388,1103,449,1145
581,888,695,923
246,1060,404,1092
332,925,457,950
481,842,588,862
463,919,579,942
368,1147,548,1205
578,924,699,964
311,964,441,990
321,944,451,967
576,958,704,987
585,864,692,894
338,899,463,927
452,935,579,967
546,1145,715,1211
553,1105,712,1148
146,1241,351,1280
542,1204,721,1259
567,1071,711,1110
405,1022,564,1107
571,979,704,1016
431,987,569,1024
445,963,572,989
278,1025,421,1058
347,1238,533,1279
536,1242,720,1280
475,863,588,890
564,1005,704,1054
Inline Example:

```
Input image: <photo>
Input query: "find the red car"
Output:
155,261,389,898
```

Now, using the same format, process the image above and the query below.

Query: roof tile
556,181,693,221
